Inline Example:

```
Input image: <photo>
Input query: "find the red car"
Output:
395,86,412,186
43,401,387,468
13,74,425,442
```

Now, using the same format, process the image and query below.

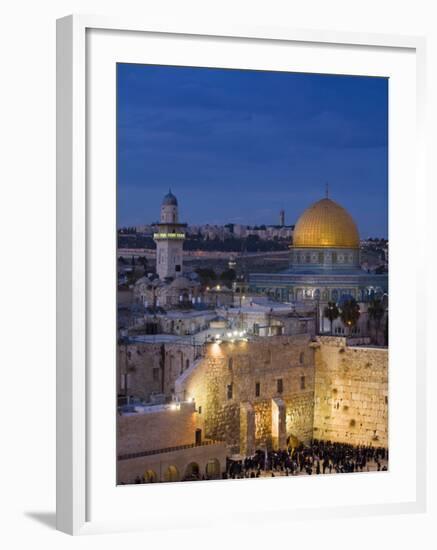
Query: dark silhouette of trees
220,269,236,285
323,302,340,335
340,298,361,335
195,268,217,287
368,299,386,343
384,316,389,346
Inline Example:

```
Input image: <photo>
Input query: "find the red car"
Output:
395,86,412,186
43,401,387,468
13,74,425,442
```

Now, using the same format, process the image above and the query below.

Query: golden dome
293,198,359,249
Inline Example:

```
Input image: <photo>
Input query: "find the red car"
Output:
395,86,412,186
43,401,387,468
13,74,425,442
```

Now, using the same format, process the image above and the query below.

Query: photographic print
116,64,388,485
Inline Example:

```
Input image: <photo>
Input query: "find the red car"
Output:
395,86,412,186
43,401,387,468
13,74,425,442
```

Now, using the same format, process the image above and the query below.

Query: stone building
118,337,203,403
133,274,202,310
117,401,227,483
217,297,316,337
154,189,186,280
133,191,204,309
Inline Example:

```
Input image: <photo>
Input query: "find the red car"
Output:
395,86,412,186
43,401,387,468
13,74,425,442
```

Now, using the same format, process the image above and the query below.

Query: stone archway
163,465,179,482
143,469,157,483
184,462,200,480
205,458,221,479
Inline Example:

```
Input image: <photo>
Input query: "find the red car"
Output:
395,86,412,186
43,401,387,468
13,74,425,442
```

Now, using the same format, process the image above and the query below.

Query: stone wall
117,441,228,484
118,341,198,401
313,337,388,447
117,401,197,455
117,334,388,468
176,334,315,452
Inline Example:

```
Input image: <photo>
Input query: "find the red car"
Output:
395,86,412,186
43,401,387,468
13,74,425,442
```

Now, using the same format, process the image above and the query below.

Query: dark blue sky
117,64,388,238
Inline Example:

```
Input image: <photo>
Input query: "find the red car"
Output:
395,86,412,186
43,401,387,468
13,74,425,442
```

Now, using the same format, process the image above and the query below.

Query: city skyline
117,64,388,237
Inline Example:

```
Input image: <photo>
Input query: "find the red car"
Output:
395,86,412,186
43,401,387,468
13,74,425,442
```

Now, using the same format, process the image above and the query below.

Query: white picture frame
56,14,427,535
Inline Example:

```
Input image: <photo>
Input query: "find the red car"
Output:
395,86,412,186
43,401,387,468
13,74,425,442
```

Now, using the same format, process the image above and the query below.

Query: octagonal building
248,196,388,307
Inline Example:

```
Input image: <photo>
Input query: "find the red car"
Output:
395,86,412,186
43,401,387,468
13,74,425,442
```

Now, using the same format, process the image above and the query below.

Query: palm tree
323,301,340,335
340,298,361,335
368,299,385,344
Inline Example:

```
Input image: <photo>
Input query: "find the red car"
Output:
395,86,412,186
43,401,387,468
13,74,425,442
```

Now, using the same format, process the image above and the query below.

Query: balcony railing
118,439,223,461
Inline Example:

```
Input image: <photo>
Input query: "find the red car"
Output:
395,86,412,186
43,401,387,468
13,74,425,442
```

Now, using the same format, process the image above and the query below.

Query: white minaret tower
154,190,186,280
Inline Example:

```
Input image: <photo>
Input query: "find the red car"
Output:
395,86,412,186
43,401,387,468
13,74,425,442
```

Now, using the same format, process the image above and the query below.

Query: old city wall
313,337,388,447
176,334,315,453
117,402,197,456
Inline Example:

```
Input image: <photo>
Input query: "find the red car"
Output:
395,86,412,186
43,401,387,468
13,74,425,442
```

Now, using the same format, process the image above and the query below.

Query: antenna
325,182,329,198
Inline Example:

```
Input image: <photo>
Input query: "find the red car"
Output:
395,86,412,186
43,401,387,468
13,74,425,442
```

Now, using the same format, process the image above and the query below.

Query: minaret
279,209,285,227
153,190,186,279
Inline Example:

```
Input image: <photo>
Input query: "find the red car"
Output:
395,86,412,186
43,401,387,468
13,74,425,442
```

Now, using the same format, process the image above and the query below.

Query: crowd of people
225,440,388,479
125,439,388,485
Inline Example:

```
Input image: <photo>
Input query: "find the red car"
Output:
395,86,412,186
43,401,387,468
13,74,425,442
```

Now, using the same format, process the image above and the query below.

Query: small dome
162,189,178,206
293,198,360,249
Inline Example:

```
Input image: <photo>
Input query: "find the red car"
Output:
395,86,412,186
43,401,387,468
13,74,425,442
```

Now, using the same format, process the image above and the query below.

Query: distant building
135,191,202,309
279,209,285,226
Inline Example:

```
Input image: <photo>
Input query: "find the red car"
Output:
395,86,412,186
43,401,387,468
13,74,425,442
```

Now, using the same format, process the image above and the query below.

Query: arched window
299,351,305,365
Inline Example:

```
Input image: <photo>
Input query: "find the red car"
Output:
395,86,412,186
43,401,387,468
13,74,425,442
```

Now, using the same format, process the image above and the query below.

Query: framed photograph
56,15,427,535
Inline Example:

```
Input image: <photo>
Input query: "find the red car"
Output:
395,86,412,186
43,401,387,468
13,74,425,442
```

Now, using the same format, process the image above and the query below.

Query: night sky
117,64,388,238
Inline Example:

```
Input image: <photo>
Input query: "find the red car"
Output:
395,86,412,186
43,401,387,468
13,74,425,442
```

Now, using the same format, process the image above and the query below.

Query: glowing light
216,285,221,290
227,332,232,338
153,233,185,239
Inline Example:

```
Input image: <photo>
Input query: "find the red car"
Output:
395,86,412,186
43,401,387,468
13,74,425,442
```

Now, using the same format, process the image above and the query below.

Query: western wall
175,334,316,453
313,337,388,447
